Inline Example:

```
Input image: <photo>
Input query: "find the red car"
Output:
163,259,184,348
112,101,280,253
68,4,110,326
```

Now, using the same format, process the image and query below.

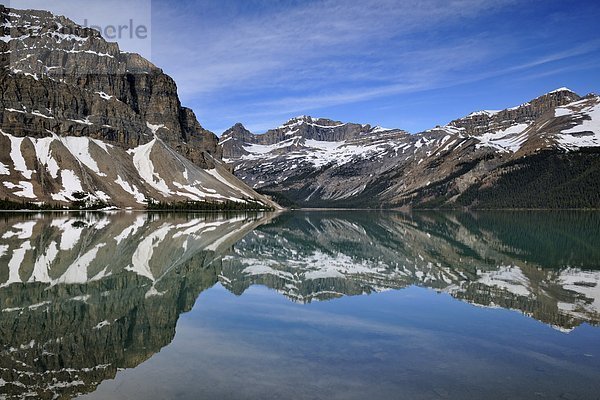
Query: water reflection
0,212,271,399
221,212,600,332
0,211,599,399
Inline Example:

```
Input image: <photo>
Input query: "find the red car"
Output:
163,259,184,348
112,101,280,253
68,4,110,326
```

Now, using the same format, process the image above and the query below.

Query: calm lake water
1,211,599,399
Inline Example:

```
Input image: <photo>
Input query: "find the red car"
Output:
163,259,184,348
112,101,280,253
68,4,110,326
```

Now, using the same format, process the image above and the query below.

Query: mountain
220,116,401,160
220,88,600,208
0,6,277,209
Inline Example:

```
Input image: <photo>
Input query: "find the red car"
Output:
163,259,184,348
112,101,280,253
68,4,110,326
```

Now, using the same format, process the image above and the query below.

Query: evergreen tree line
1,193,109,211
456,151,600,209
146,198,275,212
1,195,274,212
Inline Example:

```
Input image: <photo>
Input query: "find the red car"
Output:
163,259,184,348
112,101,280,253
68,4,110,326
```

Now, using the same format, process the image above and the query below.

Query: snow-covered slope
221,89,600,208
0,130,274,207
553,97,600,150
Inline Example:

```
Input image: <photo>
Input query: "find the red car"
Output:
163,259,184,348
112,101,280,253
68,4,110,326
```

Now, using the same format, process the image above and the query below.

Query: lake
0,211,599,399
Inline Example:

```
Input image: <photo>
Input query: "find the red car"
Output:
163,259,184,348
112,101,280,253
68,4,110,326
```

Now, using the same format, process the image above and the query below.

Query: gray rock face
1,5,218,166
0,6,277,209
221,89,600,208
219,123,259,159
448,88,581,135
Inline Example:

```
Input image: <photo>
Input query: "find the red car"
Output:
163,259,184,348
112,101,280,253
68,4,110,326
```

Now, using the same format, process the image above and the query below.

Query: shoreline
2,208,600,213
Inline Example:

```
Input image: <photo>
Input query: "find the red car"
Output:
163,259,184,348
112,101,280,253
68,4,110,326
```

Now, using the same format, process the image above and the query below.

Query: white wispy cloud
151,0,518,97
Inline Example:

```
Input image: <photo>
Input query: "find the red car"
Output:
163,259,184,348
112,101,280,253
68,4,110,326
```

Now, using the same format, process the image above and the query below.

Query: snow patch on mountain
3,132,33,179
0,161,9,175
61,137,107,177
115,176,146,204
3,181,36,199
549,87,574,94
557,101,600,149
478,266,531,297
114,215,146,245
555,107,573,118
2,241,32,288
369,126,391,133
51,218,84,251
240,137,401,169
475,123,530,152
558,269,600,318
31,136,60,178
128,224,171,282
52,170,84,202
205,168,256,199
146,122,166,135
53,244,106,286
2,221,36,240
468,110,501,117
128,139,171,196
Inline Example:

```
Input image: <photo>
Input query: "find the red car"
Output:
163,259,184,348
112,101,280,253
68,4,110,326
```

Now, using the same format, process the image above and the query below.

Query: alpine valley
220,89,600,209
0,6,277,210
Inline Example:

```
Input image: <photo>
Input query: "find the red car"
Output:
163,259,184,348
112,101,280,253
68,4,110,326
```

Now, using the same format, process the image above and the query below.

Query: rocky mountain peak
219,114,406,161
447,88,582,136
531,87,580,106
1,6,158,78
219,122,254,145
279,115,347,129
547,87,575,94
1,6,219,162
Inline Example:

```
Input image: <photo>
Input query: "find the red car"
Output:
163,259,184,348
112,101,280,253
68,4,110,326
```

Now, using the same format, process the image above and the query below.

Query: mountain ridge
220,87,600,209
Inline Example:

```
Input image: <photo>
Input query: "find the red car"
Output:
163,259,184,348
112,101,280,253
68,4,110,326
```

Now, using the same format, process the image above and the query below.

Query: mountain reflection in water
0,211,599,399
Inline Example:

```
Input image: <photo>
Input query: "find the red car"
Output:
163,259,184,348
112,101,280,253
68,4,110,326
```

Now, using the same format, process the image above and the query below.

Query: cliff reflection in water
1,211,599,399
0,212,271,399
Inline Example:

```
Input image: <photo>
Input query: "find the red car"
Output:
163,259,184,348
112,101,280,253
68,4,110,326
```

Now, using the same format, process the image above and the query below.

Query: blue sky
11,0,600,134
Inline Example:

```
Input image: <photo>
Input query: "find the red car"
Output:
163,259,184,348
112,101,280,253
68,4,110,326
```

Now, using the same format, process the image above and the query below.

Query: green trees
456,151,600,209
146,199,275,212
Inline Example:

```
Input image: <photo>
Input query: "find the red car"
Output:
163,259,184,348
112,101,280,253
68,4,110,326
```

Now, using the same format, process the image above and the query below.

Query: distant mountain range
220,88,600,209
0,5,277,210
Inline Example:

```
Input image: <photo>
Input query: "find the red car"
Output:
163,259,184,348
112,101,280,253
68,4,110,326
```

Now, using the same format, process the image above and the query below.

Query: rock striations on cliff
0,5,277,209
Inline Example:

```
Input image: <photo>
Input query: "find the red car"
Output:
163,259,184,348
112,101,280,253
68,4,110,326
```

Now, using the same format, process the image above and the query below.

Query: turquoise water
0,211,599,399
